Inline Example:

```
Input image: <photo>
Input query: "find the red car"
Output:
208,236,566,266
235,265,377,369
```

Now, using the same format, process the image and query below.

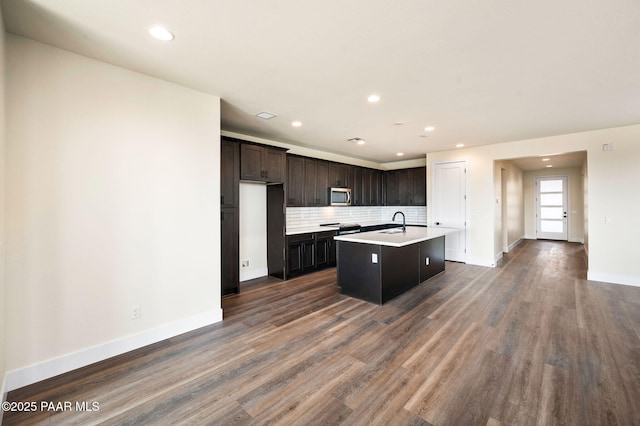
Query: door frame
534,174,569,241
430,160,469,263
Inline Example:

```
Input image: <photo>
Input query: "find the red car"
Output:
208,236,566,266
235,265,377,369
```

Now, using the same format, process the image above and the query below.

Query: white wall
239,183,268,281
494,160,524,257
0,6,7,405
5,35,221,389
522,167,584,242
427,124,640,286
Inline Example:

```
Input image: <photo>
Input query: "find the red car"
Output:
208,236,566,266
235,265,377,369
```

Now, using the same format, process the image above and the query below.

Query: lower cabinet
286,231,336,278
287,234,315,277
315,232,337,268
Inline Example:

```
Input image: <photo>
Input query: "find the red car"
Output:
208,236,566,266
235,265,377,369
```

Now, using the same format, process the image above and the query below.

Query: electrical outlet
371,253,378,263
241,260,250,268
132,304,141,320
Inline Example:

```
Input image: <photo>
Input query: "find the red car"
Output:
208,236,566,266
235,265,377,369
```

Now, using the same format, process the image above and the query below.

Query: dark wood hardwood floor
5,240,640,425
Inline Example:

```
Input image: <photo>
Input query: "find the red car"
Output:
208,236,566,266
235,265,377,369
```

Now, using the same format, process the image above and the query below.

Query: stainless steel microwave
329,187,352,206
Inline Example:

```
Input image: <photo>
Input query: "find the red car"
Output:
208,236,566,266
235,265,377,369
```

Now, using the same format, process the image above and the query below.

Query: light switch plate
371,253,378,263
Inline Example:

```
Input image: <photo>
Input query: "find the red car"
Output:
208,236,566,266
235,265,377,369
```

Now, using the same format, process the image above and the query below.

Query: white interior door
432,161,467,262
536,176,568,240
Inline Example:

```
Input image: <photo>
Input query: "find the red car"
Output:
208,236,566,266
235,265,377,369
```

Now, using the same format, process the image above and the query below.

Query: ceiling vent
347,137,366,145
255,111,277,119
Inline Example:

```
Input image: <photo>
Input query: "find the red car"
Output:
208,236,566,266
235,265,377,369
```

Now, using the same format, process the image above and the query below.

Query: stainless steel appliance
329,187,352,206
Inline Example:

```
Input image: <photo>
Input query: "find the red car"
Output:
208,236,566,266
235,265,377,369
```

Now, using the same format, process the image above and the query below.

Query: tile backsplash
286,206,427,229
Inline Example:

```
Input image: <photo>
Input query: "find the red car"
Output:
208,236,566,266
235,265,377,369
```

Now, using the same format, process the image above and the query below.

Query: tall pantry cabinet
220,139,240,295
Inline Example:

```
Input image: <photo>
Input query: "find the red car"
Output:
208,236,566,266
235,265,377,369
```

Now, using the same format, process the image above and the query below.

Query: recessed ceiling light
255,111,277,119
456,144,464,148
396,152,404,157
148,25,175,41
542,158,550,162
292,121,302,127
546,165,553,168
367,94,381,103
424,126,435,132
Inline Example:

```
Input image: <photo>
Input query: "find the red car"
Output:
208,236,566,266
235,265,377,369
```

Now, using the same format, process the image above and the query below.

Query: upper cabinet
328,162,350,188
305,158,328,207
285,154,424,207
286,155,305,206
384,167,426,206
287,156,329,207
221,139,240,208
240,143,286,183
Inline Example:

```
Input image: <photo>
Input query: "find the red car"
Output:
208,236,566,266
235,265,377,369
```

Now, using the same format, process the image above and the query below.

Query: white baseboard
587,272,640,287
568,238,585,244
5,308,222,392
240,267,268,282
494,252,503,264
466,258,496,268
503,238,524,253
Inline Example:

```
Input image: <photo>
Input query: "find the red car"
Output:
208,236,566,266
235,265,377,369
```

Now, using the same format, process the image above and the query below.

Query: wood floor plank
5,240,640,425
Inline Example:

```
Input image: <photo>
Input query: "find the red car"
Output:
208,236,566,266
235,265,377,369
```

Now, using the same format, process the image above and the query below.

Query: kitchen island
334,227,450,304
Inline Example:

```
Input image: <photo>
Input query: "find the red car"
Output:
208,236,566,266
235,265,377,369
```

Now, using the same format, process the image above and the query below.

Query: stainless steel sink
379,228,405,234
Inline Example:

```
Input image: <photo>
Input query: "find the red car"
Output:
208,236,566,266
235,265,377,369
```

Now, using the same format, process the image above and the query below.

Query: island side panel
420,235,446,283
337,241,383,305
380,244,420,304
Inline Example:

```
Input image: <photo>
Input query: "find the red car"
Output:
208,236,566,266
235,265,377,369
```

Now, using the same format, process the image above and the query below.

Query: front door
535,176,568,240
432,161,467,262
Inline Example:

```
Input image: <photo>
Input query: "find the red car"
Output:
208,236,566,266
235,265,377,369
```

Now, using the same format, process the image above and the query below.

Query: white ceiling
3,0,640,163
508,151,586,171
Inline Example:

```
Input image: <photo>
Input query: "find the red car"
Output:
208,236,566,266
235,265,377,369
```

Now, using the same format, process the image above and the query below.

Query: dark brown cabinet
220,138,241,296
287,156,329,207
221,140,240,208
305,158,328,206
286,230,337,278
328,162,350,187
287,233,316,277
315,231,337,268
221,208,239,295
410,167,426,206
286,155,305,206
384,167,426,206
385,170,400,205
370,170,383,206
240,144,286,183
286,154,387,207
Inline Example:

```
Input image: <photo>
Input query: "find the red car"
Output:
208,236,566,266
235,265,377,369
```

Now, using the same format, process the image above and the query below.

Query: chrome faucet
392,211,406,233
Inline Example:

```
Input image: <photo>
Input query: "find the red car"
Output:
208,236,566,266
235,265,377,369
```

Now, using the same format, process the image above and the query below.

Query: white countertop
286,220,428,236
334,226,454,247
286,225,339,235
